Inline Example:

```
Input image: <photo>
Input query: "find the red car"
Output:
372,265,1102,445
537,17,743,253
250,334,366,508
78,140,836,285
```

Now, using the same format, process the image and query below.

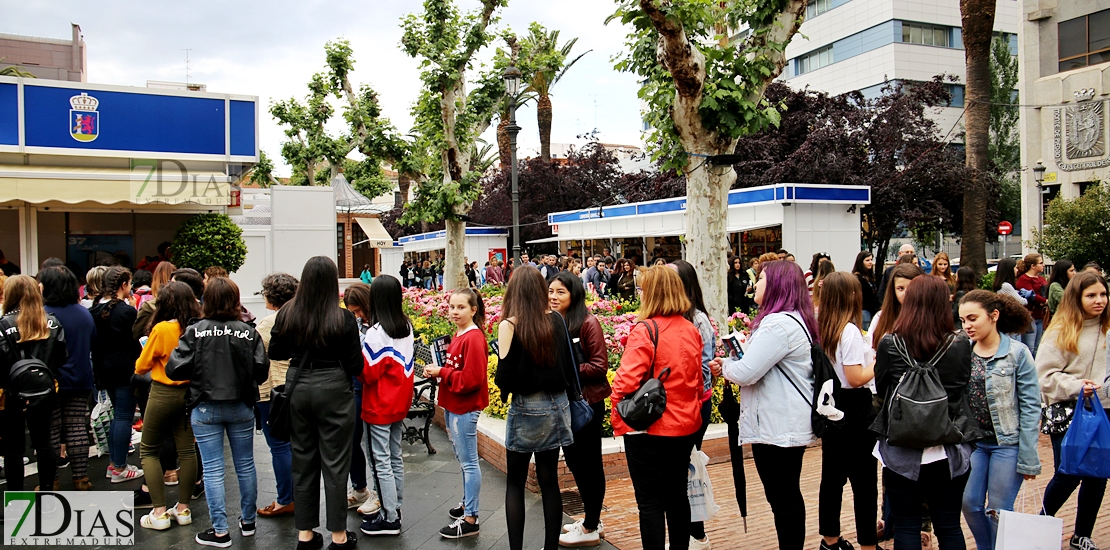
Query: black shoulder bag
556,313,594,433
267,350,309,442
616,320,670,431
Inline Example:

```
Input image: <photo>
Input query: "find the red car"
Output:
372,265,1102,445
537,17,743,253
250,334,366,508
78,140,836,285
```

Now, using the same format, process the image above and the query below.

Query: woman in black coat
727,256,751,315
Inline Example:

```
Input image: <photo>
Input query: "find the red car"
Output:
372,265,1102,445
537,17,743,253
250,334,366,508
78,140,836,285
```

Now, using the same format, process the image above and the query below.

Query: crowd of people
0,245,1107,550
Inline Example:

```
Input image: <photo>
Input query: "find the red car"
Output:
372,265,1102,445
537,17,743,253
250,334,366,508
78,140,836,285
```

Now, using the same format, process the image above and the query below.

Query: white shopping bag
687,449,720,522
996,482,1063,550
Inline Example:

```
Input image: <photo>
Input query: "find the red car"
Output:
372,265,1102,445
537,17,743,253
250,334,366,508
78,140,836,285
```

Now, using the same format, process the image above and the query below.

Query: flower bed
401,285,754,436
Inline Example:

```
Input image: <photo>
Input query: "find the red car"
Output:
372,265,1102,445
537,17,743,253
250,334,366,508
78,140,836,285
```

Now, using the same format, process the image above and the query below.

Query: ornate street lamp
503,64,523,265
1034,160,1047,250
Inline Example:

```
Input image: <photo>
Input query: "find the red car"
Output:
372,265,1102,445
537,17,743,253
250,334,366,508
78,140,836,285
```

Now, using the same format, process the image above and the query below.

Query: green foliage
978,271,995,290
989,34,1020,174
171,214,248,273
0,57,35,78
1037,183,1110,269
519,22,589,99
399,0,507,223
248,150,275,188
609,0,796,169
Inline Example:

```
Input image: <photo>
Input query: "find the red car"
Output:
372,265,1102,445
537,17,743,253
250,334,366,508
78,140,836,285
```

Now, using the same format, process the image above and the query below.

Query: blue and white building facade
538,184,870,271
0,75,258,275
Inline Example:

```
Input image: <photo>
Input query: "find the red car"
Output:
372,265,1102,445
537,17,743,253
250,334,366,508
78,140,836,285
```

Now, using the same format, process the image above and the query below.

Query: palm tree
0,57,35,78
495,91,536,168
959,0,997,276
521,24,590,162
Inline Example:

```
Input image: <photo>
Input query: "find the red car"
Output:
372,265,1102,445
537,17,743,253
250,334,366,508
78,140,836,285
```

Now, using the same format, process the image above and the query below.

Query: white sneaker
561,519,604,538
139,510,172,530
168,504,192,526
110,464,144,483
357,494,382,516
558,522,601,547
690,535,712,550
347,488,371,509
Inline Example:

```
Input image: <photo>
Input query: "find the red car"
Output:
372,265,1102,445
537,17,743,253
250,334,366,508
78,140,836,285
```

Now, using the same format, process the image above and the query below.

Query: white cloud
3,0,647,176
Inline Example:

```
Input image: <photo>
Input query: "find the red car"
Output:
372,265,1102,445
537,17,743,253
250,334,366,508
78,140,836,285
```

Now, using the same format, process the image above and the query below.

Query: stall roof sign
0,76,258,162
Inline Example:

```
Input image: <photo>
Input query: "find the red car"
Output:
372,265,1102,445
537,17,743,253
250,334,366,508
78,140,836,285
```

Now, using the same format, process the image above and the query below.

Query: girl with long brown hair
1015,253,1048,355
931,252,956,289
816,272,878,550
873,276,980,548
494,266,577,550
0,275,67,491
1036,271,1110,550
869,263,925,349
611,258,637,302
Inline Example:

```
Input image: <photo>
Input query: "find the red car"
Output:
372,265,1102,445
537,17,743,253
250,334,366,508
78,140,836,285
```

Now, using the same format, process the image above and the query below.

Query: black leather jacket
165,318,269,409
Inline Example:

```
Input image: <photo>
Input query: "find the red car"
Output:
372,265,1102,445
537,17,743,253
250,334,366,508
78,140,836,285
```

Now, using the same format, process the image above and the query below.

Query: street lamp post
503,64,523,265
1034,160,1046,250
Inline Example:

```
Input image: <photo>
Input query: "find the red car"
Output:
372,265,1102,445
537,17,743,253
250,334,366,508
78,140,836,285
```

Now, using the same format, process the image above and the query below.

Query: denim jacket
721,312,815,447
979,335,1043,476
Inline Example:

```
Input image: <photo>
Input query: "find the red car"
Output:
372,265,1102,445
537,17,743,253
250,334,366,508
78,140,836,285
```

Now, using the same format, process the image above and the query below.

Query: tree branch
746,0,808,101
639,0,704,98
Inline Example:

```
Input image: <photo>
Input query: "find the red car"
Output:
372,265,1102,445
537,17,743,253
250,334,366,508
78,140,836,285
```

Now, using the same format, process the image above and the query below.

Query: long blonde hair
931,252,956,286
637,265,691,321
818,272,862,359
2,275,49,342
1045,271,1110,354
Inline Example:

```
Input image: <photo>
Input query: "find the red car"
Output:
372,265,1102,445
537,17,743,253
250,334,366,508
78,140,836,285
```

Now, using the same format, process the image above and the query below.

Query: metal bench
402,341,438,454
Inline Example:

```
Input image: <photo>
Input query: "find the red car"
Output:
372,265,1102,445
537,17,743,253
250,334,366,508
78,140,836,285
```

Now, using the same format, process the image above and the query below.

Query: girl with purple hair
710,260,817,550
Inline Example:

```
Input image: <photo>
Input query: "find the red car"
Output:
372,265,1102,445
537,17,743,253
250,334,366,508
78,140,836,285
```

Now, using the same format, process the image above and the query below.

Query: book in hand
722,331,747,359
489,340,499,357
430,335,452,367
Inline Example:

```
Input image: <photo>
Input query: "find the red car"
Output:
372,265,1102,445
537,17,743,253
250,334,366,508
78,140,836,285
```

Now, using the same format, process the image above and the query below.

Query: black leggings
3,396,57,491
752,443,807,550
506,448,562,550
626,432,698,550
819,387,878,546
1044,431,1107,538
561,401,606,531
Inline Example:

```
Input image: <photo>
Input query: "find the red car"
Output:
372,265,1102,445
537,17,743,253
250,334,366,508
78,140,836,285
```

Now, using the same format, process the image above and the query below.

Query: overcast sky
3,0,646,176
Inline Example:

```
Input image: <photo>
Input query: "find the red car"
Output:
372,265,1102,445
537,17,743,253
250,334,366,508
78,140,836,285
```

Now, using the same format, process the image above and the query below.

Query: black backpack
0,318,56,409
882,333,961,448
777,315,843,438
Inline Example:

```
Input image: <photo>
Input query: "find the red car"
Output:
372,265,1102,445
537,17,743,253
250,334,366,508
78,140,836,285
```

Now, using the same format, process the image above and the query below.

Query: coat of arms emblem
69,92,99,142
1065,101,1104,159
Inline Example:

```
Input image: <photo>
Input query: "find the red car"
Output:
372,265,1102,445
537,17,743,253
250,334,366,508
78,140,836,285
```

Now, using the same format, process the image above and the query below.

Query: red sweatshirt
1016,273,1048,320
438,325,490,415
359,325,416,425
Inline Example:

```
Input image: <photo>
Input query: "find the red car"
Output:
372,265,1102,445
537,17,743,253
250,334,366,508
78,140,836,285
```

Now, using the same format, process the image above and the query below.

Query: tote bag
996,482,1063,550
1059,393,1110,478
687,449,720,522
90,390,113,457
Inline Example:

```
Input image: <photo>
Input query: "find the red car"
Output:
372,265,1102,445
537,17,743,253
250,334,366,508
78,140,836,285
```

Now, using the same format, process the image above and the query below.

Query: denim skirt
504,390,574,453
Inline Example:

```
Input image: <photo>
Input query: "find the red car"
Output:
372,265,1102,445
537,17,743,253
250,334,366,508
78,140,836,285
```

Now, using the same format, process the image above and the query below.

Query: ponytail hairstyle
1044,271,1110,354
2,275,50,342
959,289,1032,335
85,265,108,300
1017,253,1043,275
99,266,132,319
452,288,487,335
817,272,863,359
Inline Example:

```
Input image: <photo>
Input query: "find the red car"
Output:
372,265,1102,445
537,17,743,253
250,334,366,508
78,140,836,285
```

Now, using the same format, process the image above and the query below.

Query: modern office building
1017,0,1110,253
781,0,1020,135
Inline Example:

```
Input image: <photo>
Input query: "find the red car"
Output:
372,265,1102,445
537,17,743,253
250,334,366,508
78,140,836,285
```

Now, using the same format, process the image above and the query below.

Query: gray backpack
883,333,962,449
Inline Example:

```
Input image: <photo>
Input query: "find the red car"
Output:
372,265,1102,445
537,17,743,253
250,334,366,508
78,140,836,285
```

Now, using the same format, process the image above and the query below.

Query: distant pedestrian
1046,260,1075,316
255,272,299,520
359,264,373,285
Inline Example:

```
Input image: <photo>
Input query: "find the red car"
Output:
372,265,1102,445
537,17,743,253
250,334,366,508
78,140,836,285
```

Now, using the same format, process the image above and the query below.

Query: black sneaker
192,481,205,500
133,489,154,509
1071,536,1101,550
360,515,401,536
195,528,232,548
57,456,70,469
239,517,256,536
440,518,479,539
325,531,357,550
296,532,323,550
448,503,464,520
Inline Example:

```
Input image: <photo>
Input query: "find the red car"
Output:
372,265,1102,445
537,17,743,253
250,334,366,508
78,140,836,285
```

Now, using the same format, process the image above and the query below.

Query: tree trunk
397,173,411,207
684,150,735,328
444,218,468,290
497,116,512,169
960,0,996,276
537,94,553,161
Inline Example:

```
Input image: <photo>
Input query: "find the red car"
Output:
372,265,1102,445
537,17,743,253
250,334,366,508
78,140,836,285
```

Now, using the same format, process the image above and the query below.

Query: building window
807,0,832,19
1058,8,1110,73
797,45,834,75
1079,181,1099,197
945,84,965,107
901,23,951,47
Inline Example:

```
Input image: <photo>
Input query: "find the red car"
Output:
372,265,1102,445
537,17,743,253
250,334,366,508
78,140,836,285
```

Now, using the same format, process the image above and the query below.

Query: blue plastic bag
1059,393,1110,478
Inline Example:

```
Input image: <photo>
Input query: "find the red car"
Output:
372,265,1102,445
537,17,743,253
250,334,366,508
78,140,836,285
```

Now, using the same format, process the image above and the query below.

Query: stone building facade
0,24,86,82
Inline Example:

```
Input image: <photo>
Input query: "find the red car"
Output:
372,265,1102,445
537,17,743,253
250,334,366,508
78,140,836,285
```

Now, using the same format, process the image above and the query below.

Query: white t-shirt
868,310,883,349
833,322,874,389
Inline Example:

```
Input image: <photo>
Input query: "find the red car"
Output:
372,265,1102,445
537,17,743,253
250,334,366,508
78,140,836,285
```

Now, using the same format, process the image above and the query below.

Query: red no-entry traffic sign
998,221,1013,235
